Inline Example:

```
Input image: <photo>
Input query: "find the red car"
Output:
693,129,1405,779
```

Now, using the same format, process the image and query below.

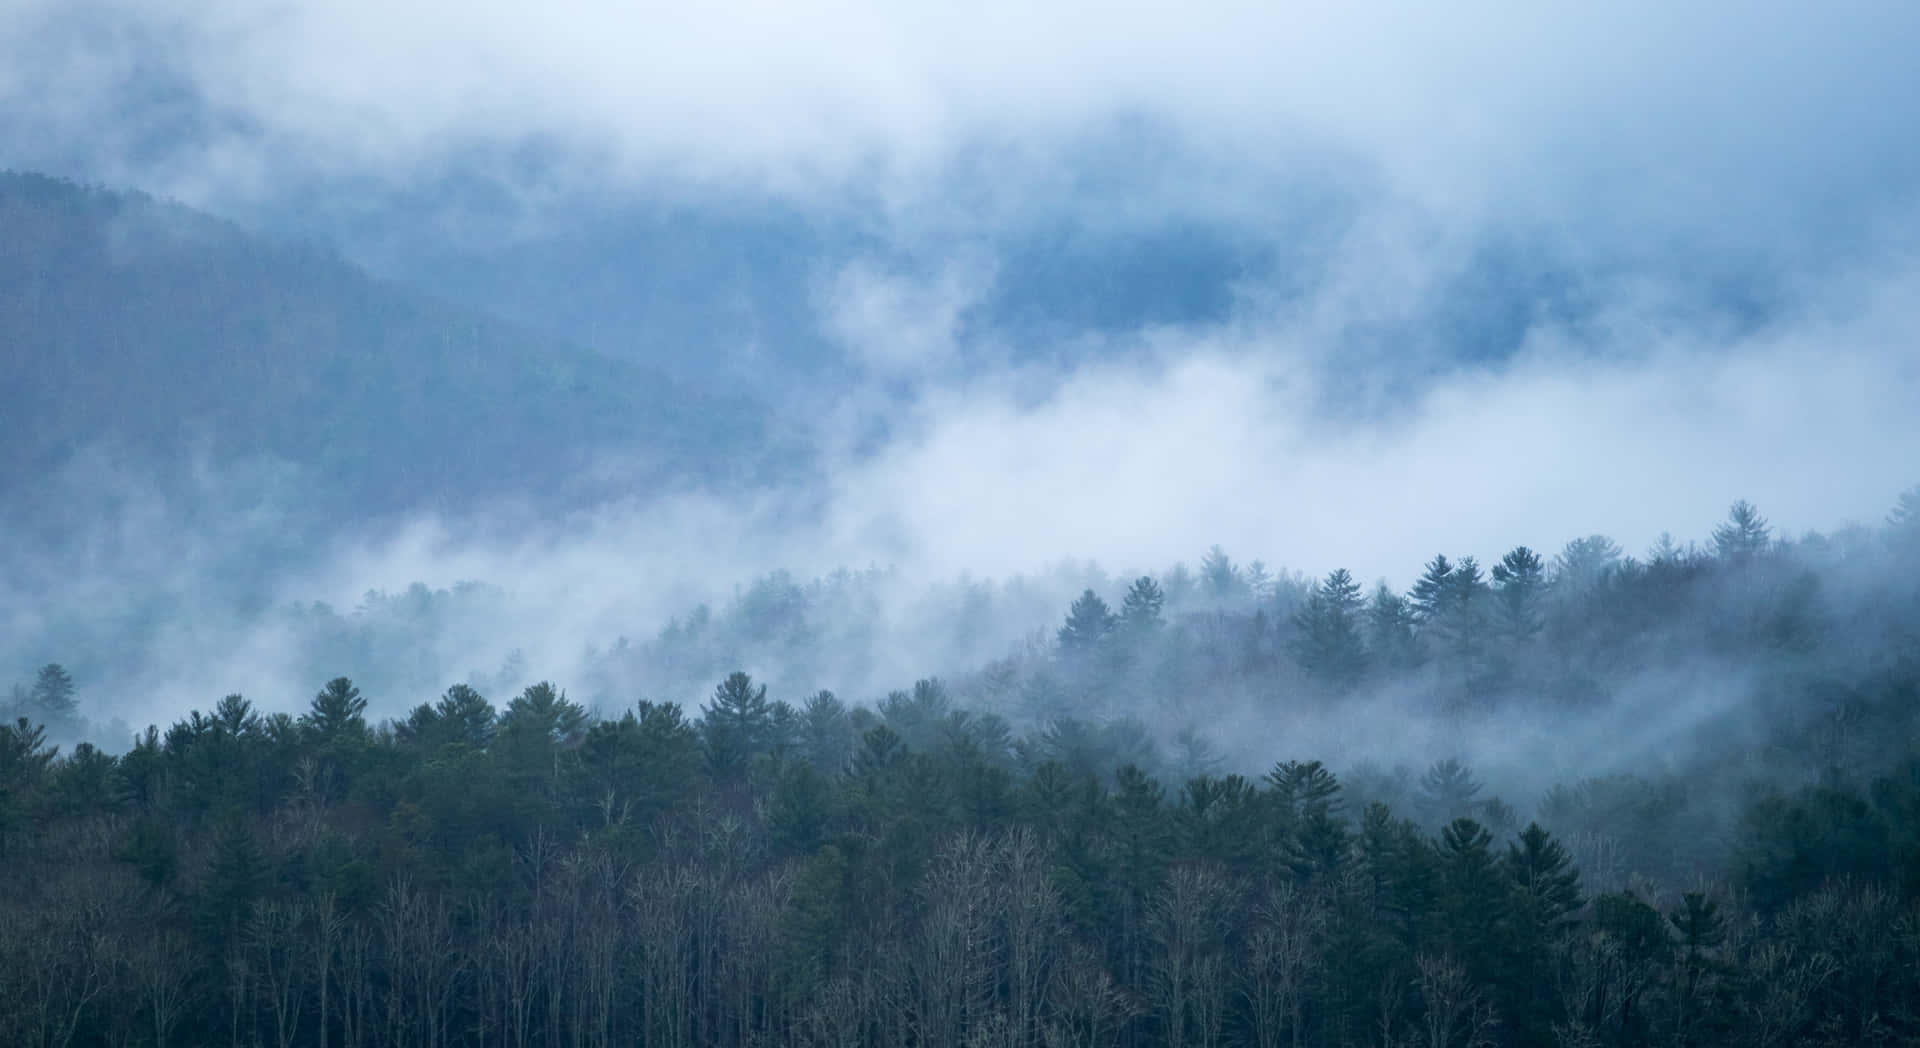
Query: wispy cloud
8,1,1917,243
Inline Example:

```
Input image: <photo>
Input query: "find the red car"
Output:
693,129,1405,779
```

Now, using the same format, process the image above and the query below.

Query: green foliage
702,670,773,781
1291,568,1368,690
1057,588,1118,653
397,683,495,751
302,676,368,745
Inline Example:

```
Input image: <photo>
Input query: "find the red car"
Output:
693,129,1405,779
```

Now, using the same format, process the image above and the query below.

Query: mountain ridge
0,170,790,523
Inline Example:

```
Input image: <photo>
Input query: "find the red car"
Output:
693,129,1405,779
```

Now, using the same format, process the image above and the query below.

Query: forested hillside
0,172,787,520
3,494,1917,1047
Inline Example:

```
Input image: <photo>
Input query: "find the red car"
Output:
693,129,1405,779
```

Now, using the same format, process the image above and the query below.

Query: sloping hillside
0,171,784,516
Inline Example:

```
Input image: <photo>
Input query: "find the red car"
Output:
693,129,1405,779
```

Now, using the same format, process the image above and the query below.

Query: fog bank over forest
0,0,1915,876
3,187,1918,754
7,4,1920,1046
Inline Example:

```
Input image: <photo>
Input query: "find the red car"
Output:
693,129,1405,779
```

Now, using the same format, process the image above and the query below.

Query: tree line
2,493,1918,1046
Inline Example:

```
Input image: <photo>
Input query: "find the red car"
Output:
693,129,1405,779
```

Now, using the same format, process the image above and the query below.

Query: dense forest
3,493,1918,1047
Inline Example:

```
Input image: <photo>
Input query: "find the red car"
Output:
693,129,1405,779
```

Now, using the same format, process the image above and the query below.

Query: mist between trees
1,492,1917,1046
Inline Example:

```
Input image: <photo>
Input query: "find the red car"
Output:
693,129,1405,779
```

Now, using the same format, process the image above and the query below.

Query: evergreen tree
1490,546,1545,642
28,662,76,721
878,678,953,751
1669,891,1732,1046
1412,555,1491,678
1447,555,1488,609
1433,817,1506,985
1408,554,1456,623
202,817,269,930
702,670,773,781
213,693,259,737
1504,822,1583,1039
1058,589,1118,653
1290,568,1367,689
400,683,496,750
1199,545,1243,603
1244,559,1275,601
1711,499,1771,561
301,677,367,745
500,681,584,744
1552,534,1623,591
1416,758,1484,825
498,681,585,795
800,690,854,772
1119,576,1166,635
1366,583,1421,670
435,683,497,748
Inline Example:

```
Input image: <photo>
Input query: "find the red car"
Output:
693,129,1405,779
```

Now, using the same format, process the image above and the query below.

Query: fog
6,255,1915,770
3,0,1918,796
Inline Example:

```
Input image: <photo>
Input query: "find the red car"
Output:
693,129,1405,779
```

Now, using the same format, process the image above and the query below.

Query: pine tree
29,663,76,720
1711,499,1771,561
1120,576,1166,635
1366,583,1421,671
1408,555,1455,623
1290,568,1367,689
203,818,269,929
702,671,773,780
1199,545,1242,603
1434,817,1505,984
401,684,496,750
1505,822,1582,938
1490,546,1545,642
0,717,57,787
1552,534,1622,591
1416,758,1483,825
435,683,497,748
500,681,585,746
1503,824,1583,1042
1448,556,1487,607
1411,556,1490,678
1669,891,1730,1046
1244,560,1275,602
213,693,259,737
800,690,854,772
301,677,367,745
878,679,952,751
1058,589,1118,653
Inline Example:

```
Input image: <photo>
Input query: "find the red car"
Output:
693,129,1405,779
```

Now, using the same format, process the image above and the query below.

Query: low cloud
817,256,995,378
7,0,1918,262
12,245,1913,735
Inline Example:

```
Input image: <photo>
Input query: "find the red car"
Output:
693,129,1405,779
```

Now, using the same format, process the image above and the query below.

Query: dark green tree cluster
0,658,1917,1046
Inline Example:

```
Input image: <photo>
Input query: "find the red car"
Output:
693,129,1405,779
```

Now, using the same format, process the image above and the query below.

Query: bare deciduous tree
1148,866,1237,1048
1243,884,1328,1048
1044,944,1136,1048
1414,953,1498,1048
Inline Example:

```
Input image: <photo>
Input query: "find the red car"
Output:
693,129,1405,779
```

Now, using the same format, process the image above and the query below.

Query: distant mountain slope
0,171,786,517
